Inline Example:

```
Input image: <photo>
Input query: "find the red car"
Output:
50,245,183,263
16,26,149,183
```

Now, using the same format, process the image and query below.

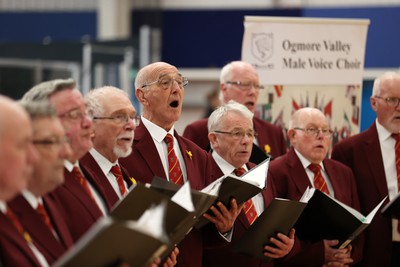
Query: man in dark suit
9,101,74,265
183,61,287,163
332,72,400,267
22,79,113,242
119,62,242,267
202,100,295,267
269,107,361,267
0,96,44,267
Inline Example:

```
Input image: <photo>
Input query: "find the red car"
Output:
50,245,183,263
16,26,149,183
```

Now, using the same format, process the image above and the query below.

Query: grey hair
19,100,56,120
372,72,400,97
85,86,128,117
208,100,253,133
22,78,77,102
219,61,257,84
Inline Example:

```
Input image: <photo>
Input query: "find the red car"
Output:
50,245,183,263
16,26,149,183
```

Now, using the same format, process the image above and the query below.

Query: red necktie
110,165,127,197
308,163,330,195
5,208,32,244
71,166,95,200
235,167,258,225
392,134,400,233
164,134,183,185
36,203,55,233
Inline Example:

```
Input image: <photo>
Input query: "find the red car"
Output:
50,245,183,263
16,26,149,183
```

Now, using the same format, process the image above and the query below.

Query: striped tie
6,208,32,244
110,165,127,197
235,167,258,225
164,134,183,185
392,134,400,233
36,203,56,234
308,163,330,195
71,166,95,201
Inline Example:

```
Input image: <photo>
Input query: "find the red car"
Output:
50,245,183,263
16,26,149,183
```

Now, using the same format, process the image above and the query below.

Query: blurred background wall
0,0,399,133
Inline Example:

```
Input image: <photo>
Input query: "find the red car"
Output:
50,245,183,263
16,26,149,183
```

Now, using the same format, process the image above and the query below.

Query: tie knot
392,133,400,141
110,165,122,177
308,163,321,174
234,167,246,177
36,203,45,213
164,133,174,145
72,166,82,177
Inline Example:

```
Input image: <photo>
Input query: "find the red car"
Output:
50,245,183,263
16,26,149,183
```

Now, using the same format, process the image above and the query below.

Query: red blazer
119,122,223,267
182,117,287,160
49,164,111,242
80,152,134,208
203,158,277,267
269,147,363,267
0,211,42,267
332,122,392,267
8,194,74,264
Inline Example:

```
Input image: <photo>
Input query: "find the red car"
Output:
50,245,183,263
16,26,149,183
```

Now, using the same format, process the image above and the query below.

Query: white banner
242,16,370,85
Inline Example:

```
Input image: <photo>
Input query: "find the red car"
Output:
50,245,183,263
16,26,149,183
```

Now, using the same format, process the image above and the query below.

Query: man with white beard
81,86,139,206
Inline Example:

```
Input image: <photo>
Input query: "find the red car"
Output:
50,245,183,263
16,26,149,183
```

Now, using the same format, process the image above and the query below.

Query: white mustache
117,132,134,140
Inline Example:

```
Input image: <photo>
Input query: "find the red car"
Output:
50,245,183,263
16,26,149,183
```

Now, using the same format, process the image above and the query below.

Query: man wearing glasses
269,107,362,267
119,62,242,267
8,101,74,266
203,100,295,267
183,61,287,163
22,79,113,242
332,72,400,267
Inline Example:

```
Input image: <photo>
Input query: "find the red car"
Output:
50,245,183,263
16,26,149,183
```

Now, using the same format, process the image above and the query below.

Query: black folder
52,217,169,267
233,198,306,261
381,193,400,219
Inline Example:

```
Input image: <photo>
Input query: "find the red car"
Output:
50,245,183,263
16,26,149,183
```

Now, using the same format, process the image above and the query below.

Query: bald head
0,95,38,201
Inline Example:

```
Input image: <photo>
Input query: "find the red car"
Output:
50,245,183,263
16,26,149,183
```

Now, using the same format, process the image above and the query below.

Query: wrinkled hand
203,198,243,234
263,228,295,259
148,247,179,267
162,247,179,267
323,240,353,267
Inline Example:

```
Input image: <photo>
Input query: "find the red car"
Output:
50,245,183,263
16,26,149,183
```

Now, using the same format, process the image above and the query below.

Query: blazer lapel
9,195,64,261
0,212,41,267
63,169,103,220
134,123,166,179
286,148,312,198
43,196,74,249
80,153,120,208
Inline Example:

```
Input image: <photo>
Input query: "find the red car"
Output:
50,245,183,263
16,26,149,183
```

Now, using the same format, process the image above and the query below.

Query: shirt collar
21,190,41,209
376,119,394,142
0,200,6,213
294,148,324,171
89,148,117,176
212,150,247,176
64,160,79,172
141,116,175,143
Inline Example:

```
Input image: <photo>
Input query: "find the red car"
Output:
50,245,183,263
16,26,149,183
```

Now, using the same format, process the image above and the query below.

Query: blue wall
0,12,96,42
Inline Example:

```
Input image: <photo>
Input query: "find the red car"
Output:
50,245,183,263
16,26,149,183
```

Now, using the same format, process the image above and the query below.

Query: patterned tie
234,167,258,225
164,134,183,185
308,163,330,195
110,165,127,197
36,203,55,233
392,134,400,233
5,208,32,244
71,166,95,200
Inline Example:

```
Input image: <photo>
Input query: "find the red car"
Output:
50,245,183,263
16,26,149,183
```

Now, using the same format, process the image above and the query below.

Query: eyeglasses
33,136,69,151
214,129,257,140
374,96,400,107
294,127,333,137
58,108,89,121
226,81,264,90
93,115,140,126
141,76,189,90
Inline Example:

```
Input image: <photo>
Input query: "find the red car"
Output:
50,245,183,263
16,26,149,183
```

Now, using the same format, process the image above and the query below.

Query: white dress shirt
89,148,128,199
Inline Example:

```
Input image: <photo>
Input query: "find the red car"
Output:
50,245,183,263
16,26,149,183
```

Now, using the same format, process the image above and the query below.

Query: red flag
274,85,283,97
